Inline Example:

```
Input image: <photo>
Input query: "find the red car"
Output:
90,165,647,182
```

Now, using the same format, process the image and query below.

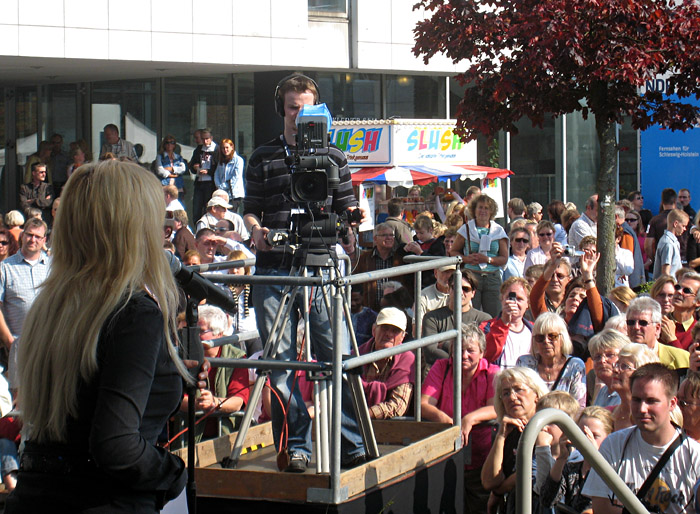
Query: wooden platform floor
176,420,461,504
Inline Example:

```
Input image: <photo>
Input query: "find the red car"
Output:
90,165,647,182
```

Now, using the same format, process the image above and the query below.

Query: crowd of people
2,110,700,512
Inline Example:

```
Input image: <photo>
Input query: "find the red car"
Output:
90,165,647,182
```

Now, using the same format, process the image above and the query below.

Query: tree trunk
595,113,618,297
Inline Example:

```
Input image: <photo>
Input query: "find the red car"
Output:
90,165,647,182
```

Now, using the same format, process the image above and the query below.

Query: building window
309,0,347,14
313,72,382,119
509,116,557,207
386,75,446,119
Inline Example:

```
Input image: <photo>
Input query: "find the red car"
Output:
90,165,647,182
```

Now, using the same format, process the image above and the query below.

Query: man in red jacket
480,277,533,369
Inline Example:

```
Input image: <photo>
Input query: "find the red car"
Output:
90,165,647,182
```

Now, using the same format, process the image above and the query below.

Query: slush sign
406,127,463,152
328,126,390,165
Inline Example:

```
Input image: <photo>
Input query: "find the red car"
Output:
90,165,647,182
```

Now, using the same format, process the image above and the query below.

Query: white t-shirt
582,426,700,514
498,324,532,369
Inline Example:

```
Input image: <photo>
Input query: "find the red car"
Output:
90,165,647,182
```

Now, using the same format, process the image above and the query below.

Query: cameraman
243,74,366,473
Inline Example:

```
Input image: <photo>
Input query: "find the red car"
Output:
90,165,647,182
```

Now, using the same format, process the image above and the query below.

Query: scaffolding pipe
516,408,649,514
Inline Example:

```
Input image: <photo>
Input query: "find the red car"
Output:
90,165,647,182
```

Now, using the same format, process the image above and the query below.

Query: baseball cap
375,307,407,332
207,197,232,210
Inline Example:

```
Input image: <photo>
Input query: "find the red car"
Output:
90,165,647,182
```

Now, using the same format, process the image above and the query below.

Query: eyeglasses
626,319,653,327
625,218,637,223
533,333,560,343
592,351,618,362
613,362,636,372
635,196,643,200
165,140,176,145
215,227,228,232
538,232,553,238
500,385,531,399
678,399,700,408
376,234,394,239
674,284,696,296
514,238,530,244
552,273,569,281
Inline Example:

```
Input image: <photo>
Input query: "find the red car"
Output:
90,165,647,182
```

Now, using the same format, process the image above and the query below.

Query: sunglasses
678,399,700,408
625,218,637,223
552,273,569,281
533,333,560,343
626,319,653,327
0,241,8,246
165,140,176,145
514,238,530,244
674,284,696,296
538,232,553,238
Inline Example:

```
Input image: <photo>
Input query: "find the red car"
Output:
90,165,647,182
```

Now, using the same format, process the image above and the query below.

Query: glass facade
386,75,446,119
510,117,558,207
43,84,78,147
314,72,381,119
308,0,347,13
565,110,599,209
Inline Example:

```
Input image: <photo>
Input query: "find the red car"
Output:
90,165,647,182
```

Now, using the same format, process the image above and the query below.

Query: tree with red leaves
414,0,700,293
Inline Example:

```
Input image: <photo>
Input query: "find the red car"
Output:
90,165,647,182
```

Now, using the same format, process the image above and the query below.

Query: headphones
274,73,321,117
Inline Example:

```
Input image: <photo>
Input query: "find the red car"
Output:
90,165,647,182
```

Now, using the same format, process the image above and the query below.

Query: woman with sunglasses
515,312,587,406
503,227,530,281
481,367,548,514
0,227,19,263
609,343,659,431
522,220,556,274
155,135,187,199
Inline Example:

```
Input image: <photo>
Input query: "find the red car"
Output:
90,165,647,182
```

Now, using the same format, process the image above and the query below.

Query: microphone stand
184,297,203,514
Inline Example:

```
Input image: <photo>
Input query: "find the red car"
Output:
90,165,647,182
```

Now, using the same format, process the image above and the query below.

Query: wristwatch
487,256,492,265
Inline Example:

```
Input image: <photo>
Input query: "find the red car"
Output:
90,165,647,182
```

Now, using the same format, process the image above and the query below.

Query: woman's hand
498,415,526,437
579,249,600,278
659,317,677,345
689,341,700,372
461,414,474,447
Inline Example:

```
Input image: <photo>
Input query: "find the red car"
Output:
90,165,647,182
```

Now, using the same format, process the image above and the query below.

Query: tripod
224,244,379,472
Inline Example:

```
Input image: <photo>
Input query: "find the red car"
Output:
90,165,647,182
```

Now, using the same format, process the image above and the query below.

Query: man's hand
251,225,272,251
659,317,677,345
404,241,422,255
579,249,600,278
347,206,369,225
195,389,218,411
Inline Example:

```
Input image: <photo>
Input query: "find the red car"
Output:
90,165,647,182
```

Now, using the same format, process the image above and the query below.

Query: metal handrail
516,408,649,514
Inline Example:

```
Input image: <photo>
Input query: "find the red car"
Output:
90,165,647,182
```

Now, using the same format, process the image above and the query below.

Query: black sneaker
284,453,308,473
342,453,368,469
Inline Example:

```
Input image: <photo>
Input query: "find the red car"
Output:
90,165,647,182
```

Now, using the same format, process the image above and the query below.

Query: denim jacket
214,153,245,198
156,152,187,189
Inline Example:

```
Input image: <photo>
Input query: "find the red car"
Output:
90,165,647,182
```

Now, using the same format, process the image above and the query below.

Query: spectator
651,274,677,327
614,225,635,287
195,228,253,266
516,312,587,406
617,206,645,288
481,277,533,369
0,218,50,359
626,209,649,268
610,343,660,431
506,197,526,229
524,264,544,289
524,220,539,250
608,285,636,313
214,139,245,212
66,145,87,180
560,207,580,235
384,198,413,247
0,228,19,264
189,129,218,219
182,249,202,266
679,371,700,442
653,208,689,279
155,136,187,199
526,202,543,222
181,305,250,441
169,210,195,260
442,227,458,254
547,200,568,245
225,250,260,355
350,285,377,346
196,197,249,242
99,123,137,161
568,194,598,249
404,214,445,287
583,363,700,514
646,187,678,264
450,194,509,317
588,329,629,407
481,367,548,514
529,242,572,317
538,405,614,513
23,141,52,184
627,190,652,230
658,272,699,350
687,212,700,272
422,270,491,375
418,264,454,317
503,227,530,281
421,323,499,514
4,212,23,244
19,163,54,224
678,188,696,220
523,220,555,273
359,307,415,419
48,133,70,196
356,223,410,312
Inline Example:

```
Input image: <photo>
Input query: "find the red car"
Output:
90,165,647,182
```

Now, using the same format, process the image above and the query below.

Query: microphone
163,250,237,313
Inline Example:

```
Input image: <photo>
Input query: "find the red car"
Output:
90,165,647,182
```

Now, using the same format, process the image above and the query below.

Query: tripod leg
347,372,380,459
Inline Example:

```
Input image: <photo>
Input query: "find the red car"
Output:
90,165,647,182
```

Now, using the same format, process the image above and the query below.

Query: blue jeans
252,267,365,462
0,438,18,479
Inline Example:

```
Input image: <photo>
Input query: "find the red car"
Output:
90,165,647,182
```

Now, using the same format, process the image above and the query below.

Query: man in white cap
358,307,415,420
196,194,249,242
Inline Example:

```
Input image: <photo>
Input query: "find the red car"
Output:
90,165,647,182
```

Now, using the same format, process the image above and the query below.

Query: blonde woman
9,161,193,512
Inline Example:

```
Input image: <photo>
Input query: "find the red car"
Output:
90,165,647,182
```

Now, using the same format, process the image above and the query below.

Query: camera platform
174,420,463,513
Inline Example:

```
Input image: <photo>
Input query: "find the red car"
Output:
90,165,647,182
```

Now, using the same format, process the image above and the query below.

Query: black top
7,293,185,513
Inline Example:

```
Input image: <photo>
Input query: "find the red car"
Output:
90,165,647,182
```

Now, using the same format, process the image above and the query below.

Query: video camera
268,104,360,251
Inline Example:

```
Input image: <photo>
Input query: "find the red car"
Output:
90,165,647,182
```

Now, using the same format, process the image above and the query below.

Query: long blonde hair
18,160,191,443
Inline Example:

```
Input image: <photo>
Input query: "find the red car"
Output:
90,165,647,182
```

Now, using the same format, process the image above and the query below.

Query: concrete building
0,0,639,214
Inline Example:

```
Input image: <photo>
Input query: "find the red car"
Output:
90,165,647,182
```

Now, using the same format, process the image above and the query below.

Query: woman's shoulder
516,354,537,368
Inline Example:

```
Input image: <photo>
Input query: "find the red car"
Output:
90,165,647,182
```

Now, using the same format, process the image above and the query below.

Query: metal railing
516,408,648,514
196,253,467,504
